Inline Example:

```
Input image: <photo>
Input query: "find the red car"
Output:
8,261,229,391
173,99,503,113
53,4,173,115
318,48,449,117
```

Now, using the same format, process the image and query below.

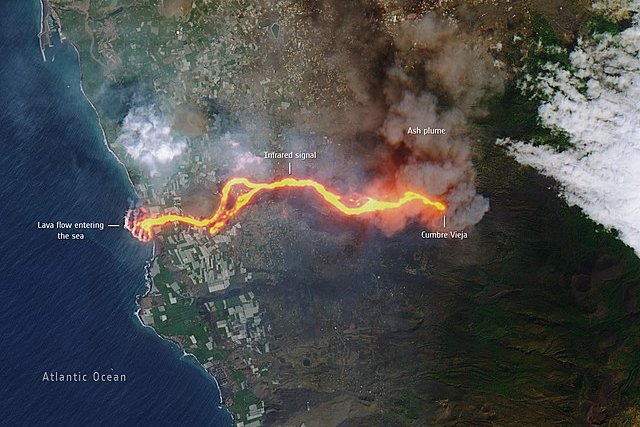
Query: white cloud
500,9,640,254
218,132,263,173
117,105,186,175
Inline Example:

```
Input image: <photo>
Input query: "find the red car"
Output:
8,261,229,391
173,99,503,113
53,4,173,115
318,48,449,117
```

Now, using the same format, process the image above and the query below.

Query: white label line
288,162,292,175
107,224,120,228
443,216,446,228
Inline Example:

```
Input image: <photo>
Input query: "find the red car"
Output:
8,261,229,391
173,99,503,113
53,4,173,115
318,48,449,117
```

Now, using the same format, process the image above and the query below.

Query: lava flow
127,177,446,242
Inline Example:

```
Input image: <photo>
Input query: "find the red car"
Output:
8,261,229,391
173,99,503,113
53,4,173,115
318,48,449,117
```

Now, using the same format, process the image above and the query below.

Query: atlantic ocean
0,1,231,425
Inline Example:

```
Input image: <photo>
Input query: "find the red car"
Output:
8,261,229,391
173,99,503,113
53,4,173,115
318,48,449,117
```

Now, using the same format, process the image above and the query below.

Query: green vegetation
150,260,225,361
143,262,261,421
151,301,198,336
392,392,423,421
481,85,574,151
51,1,270,424
230,367,246,384
437,141,640,422
231,389,262,423
484,11,629,153
476,14,577,151
524,14,572,75
586,14,624,36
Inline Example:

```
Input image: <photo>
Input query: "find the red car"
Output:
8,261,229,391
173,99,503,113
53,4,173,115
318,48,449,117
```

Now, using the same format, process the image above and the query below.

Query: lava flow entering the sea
125,177,446,242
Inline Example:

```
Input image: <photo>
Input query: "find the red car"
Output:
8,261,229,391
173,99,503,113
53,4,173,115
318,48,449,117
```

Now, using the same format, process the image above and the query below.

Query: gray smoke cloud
371,90,490,232
329,13,503,232
218,132,266,175
392,15,503,116
265,7,505,233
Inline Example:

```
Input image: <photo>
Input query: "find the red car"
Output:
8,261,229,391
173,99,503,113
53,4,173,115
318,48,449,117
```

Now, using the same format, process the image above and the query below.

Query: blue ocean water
0,2,230,425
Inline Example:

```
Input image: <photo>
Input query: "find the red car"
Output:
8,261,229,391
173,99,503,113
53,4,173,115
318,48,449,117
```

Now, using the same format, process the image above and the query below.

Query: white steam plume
218,132,264,173
117,104,186,175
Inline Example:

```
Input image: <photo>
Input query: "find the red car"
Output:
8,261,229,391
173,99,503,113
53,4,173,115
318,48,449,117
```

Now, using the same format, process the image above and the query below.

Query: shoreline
37,0,48,62
38,0,227,418
133,243,226,408
38,2,133,188
66,42,136,191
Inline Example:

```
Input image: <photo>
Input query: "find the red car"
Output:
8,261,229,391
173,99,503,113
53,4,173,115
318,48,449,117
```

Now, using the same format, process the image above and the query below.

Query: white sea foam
42,2,226,413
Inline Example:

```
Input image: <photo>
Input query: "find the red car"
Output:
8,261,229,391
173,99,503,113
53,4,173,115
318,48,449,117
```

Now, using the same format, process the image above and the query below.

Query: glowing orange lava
132,177,446,242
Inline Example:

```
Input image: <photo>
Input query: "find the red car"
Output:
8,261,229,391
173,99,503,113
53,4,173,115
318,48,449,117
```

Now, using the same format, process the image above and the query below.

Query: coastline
39,0,134,190
37,0,48,62
67,41,136,191
38,0,63,62
38,0,227,417
133,242,226,408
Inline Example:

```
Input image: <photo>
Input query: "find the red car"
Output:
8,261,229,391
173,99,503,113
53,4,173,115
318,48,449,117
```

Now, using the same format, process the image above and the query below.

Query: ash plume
371,15,502,229
133,0,504,234
392,15,503,116
368,13,504,231
370,90,489,232
284,5,503,232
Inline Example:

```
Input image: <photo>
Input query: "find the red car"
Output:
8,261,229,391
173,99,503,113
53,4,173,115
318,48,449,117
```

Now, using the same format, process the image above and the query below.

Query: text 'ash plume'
292,5,503,233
